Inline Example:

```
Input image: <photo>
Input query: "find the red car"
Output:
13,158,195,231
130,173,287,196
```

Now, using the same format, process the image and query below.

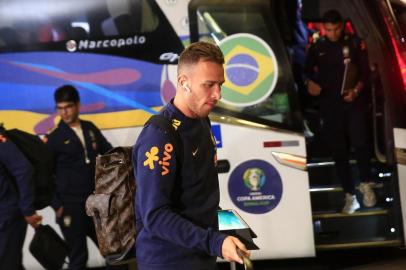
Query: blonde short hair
177,41,224,75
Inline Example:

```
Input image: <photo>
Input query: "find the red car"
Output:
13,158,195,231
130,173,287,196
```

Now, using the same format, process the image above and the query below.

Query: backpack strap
145,114,183,165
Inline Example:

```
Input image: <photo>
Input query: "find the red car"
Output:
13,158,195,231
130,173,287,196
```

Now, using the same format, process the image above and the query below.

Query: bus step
310,183,384,193
313,208,388,219
316,239,402,250
310,182,392,212
307,159,392,186
313,212,400,247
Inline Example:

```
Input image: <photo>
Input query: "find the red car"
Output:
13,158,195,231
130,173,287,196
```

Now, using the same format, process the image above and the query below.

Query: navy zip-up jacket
133,102,226,270
0,137,35,222
305,33,370,114
47,119,112,209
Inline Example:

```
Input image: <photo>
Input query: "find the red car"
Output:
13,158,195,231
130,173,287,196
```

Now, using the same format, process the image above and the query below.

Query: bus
0,0,405,268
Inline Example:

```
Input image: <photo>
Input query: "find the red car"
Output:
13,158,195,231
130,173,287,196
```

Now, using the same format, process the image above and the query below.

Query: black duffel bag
29,224,69,270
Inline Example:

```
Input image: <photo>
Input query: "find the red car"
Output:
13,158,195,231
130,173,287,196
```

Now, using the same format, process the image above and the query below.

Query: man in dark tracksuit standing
47,85,124,270
304,9,376,214
134,42,250,270
0,131,42,269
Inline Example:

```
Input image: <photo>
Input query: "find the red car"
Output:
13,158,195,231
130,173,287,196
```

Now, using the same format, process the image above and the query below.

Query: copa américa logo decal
228,160,283,214
219,33,278,107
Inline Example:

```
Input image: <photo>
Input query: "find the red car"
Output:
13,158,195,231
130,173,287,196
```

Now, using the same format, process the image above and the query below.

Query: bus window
390,0,406,53
190,0,302,132
0,0,159,47
391,0,406,35
384,0,406,92
0,0,184,134
307,21,355,44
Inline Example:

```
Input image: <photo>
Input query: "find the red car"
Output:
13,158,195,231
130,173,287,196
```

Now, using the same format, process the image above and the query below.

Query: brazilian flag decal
219,33,278,107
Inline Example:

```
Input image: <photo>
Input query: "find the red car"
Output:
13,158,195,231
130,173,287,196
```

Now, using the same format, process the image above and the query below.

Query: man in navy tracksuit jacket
0,130,42,269
46,85,122,270
133,42,250,270
304,9,375,214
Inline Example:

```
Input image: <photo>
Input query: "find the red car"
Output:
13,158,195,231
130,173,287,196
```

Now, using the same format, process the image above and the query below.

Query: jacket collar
165,100,202,129
58,119,82,130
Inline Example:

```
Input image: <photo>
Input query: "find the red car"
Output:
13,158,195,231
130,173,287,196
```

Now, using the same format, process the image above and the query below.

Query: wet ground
216,247,406,270
91,247,406,270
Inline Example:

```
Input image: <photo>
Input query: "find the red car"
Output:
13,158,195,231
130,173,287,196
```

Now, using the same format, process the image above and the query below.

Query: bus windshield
191,0,302,132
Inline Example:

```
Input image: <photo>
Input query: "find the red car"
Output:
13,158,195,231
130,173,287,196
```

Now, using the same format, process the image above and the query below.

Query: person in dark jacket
133,42,250,270
46,85,117,270
0,130,42,270
304,9,376,214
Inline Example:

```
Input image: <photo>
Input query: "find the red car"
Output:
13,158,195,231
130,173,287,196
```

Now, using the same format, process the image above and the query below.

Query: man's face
56,101,80,125
183,60,225,118
324,22,344,42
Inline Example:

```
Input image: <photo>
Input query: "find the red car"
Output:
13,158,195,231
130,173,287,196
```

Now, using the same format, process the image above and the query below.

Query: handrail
371,65,387,163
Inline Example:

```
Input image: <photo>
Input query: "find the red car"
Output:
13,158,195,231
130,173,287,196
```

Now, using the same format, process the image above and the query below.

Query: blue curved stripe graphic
73,81,156,114
0,52,164,114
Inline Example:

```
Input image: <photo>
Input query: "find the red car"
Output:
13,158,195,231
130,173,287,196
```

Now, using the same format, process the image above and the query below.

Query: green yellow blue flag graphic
219,33,278,106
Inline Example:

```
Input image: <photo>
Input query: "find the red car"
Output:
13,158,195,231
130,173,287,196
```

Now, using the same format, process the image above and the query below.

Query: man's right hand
221,236,251,264
56,206,64,218
307,80,322,96
25,213,42,229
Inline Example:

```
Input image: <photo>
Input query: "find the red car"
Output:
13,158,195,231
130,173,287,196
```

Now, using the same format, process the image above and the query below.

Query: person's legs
58,203,89,270
324,109,359,213
334,145,354,194
325,112,354,194
86,214,98,251
348,106,376,207
0,216,27,270
333,137,360,213
348,106,372,181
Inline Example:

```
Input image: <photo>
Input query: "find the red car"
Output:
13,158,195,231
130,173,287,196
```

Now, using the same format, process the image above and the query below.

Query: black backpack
1,126,54,210
85,114,183,265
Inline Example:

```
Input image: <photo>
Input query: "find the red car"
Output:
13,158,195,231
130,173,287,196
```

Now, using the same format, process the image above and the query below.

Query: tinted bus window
0,0,184,134
391,1,406,38
190,0,302,132
0,0,158,47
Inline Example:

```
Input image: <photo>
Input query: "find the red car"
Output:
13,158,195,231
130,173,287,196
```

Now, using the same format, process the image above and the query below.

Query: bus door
377,0,406,245
189,0,315,259
299,0,406,250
